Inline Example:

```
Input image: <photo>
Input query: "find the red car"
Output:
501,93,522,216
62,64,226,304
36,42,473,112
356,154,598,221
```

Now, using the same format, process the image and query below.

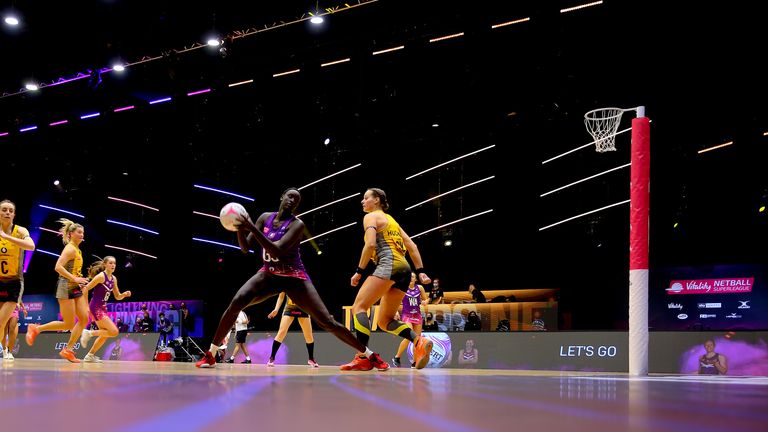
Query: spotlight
760,206,766,213
25,83,38,91
4,15,19,26
310,16,324,24
444,239,453,247
207,38,221,47
53,180,60,186
317,250,323,255
112,64,125,72
324,137,331,145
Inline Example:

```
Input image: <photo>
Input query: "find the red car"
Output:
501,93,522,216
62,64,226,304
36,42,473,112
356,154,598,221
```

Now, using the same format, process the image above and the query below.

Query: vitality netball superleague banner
650,264,767,330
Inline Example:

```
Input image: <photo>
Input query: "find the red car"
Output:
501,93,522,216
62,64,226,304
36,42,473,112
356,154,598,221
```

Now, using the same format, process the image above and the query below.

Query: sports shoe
411,362,416,369
391,357,402,367
195,351,216,368
223,358,234,363
241,359,251,364
3,348,13,361
25,324,40,346
59,347,81,363
80,329,93,348
413,336,433,370
83,353,103,363
267,358,275,367
339,355,373,371
307,359,319,368
369,353,390,371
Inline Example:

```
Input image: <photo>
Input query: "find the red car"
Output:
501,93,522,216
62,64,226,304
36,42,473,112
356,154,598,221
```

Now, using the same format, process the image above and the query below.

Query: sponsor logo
726,313,742,319
699,314,716,319
738,301,751,309
697,303,721,309
667,278,754,295
677,314,688,319
668,303,683,309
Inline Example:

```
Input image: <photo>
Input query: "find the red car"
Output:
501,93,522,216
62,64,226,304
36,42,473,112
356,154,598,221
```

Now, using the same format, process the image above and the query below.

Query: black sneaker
223,358,234,363
241,359,252,364
391,357,401,368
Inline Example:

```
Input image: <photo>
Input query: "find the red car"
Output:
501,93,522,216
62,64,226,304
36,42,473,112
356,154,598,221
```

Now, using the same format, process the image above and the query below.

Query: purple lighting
149,97,172,105
49,120,69,126
0,132,8,137
187,89,211,96
20,126,38,132
114,105,135,112
80,112,100,119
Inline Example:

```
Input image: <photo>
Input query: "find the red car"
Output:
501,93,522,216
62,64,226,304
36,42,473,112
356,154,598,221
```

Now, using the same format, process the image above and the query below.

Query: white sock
246,356,251,360
229,356,234,360
364,348,374,358
209,344,218,353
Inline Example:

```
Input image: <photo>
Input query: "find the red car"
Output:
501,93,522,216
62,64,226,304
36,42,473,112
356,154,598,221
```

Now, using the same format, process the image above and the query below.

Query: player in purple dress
196,187,387,368
391,272,428,367
78,256,132,362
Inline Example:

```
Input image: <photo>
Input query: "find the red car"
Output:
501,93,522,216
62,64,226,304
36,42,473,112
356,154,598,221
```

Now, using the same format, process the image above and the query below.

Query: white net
584,107,626,152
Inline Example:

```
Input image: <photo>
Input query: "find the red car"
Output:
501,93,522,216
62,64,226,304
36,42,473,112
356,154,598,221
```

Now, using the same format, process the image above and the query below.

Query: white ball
219,202,248,232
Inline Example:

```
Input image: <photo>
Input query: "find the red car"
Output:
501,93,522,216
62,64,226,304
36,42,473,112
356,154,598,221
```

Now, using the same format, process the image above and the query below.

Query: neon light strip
80,112,100,119
35,249,60,258
114,105,135,112
107,219,159,235
193,185,255,201
193,211,219,219
104,244,158,259
20,126,38,132
561,1,603,13
192,237,251,252
372,45,405,55
187,89,211,96
411,210,494,238
406,145,495,180
406,176,495,210
273,69,300,77
49,120,69,126
540,163,630,197
298,164,362,190
538,199,629,231
38,227,59,235
149,97,172,105
697,141,734,154
321,58,351,67
107,196,159,211
228,79,253,87
301,222,357,243
429,32,464,43
541,126,632,165
38,204,84,218
296,193,360,217
0,132,8,137
491,17,530,28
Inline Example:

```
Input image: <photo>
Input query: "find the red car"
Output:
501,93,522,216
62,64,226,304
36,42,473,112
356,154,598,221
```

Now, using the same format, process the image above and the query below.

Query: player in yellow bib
341,188,434,371
0,200,35,357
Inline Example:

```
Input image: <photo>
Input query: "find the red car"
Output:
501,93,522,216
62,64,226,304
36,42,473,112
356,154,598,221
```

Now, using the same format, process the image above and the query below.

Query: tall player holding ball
197,188,387,368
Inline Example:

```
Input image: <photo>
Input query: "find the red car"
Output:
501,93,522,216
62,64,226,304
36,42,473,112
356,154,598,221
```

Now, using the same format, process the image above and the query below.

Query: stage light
149,97,172,105
673,222,679,228
317,250,322,255
4,15,19,26
444,239,453,247
324,137,331,145
760,206,765,213
207,39,221,47
53,180,60,186
112,64,125,72
310,16,324,24
193,184,255,201
25,83,38,91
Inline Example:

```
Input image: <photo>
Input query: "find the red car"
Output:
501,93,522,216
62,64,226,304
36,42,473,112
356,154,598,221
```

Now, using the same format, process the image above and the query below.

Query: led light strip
301,222,357,243
104,244,158,259
406,145,495,180
538,199,630,231
540,163,630,197
296,193,360,217
411,210,493,238
406,176,495,211
298,164,361,190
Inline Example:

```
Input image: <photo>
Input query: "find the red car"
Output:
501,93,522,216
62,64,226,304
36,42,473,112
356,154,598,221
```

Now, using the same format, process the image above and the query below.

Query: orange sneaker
25,324,40,346
339,355,373,371
195,351,216,368
413,336,433,369
59,347,81,363
368,353,390,371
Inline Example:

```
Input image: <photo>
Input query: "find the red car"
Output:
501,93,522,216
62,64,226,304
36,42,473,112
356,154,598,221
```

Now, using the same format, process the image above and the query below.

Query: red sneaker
368,353,390,371
59,347,81,363
25,324,40,346
339,355,373,371
307,359,319,368
413,336,433,369
195,351,216,368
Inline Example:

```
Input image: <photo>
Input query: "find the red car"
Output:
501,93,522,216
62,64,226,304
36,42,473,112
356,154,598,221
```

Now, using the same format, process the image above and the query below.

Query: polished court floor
2,359,767,431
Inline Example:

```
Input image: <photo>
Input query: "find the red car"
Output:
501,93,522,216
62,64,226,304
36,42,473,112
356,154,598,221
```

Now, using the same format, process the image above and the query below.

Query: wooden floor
2,359,767,431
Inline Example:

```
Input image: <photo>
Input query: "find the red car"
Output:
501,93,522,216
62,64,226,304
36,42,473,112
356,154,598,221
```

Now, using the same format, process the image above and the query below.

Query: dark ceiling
1,1,766,330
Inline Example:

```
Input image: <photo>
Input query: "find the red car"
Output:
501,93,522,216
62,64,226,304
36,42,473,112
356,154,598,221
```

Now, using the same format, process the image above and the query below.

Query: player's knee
107,328,119,337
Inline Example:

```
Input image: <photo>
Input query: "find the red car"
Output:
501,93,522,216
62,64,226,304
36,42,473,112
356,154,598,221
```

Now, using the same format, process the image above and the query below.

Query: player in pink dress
78,256,132,362
391,273,428,367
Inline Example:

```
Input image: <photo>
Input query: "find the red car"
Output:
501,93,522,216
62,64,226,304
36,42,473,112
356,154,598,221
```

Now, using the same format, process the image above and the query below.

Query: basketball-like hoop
584,107,641,152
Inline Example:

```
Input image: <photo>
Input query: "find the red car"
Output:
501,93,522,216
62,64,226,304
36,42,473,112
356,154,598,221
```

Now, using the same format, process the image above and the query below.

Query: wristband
355,267,365,274
415,268,425,275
